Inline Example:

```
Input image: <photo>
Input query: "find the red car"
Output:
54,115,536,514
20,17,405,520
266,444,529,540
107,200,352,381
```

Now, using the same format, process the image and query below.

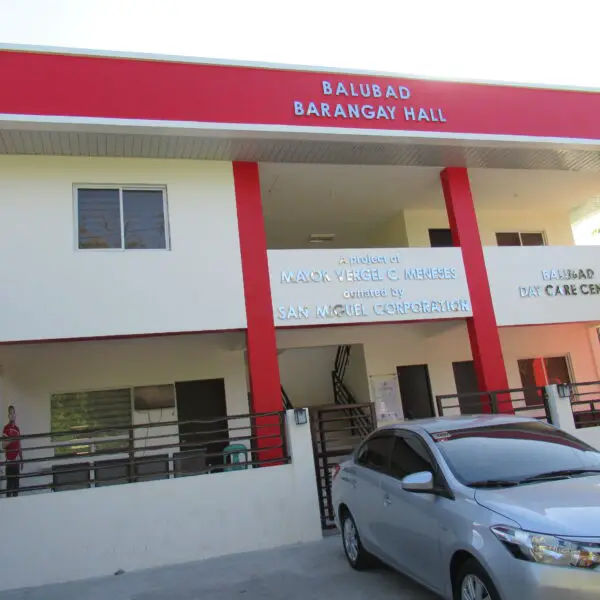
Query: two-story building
1,44,600,591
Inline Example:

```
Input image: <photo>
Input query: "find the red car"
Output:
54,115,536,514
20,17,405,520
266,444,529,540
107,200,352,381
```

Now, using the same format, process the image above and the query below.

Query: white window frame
73,184,171,251
495,231,547,246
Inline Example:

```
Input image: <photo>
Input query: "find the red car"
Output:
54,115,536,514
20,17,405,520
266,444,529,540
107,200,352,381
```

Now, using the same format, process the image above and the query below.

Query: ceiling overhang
2,45,600,170
2,120,600,171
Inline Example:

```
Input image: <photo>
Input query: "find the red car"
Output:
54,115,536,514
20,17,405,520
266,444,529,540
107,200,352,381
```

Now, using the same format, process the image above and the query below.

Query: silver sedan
332,415,600,600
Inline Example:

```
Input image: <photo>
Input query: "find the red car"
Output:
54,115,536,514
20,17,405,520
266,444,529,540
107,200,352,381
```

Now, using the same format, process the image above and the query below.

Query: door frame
451,360,484,415
514,353,574,385
396,364,436,419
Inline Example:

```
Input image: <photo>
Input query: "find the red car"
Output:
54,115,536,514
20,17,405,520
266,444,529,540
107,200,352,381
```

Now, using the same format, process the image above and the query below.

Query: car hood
475,475,600,537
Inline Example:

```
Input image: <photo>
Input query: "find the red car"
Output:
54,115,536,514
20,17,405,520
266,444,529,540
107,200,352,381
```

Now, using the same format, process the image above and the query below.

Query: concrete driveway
0,534,437,600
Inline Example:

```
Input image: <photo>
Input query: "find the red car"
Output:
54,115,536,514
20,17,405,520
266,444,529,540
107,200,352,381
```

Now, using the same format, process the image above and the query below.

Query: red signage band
1,49,600,141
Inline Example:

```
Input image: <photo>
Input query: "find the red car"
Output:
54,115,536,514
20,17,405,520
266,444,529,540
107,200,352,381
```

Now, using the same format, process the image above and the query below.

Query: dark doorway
452,360,483,414
428,228,453,247
517,355,572,407
396,365,435,420
175,379,228,471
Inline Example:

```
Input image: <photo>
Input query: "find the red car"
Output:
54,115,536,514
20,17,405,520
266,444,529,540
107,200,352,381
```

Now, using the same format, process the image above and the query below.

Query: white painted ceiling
260,163,600,248
261,164,440,247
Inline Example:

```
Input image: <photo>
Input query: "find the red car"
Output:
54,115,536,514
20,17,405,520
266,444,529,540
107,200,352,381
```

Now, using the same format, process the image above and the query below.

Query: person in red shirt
2,405,23,498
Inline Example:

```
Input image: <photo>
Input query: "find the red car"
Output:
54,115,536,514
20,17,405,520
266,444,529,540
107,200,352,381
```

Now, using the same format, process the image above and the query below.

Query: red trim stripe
2,49,600,140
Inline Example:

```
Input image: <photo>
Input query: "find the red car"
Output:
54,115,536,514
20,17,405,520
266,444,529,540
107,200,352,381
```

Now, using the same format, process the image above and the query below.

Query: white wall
572,212,600,246
344,344,371,404
500,323,600,389
0,411,322,592
477,210,574,246
403,209,448,247
268,247,471,327
278,346,337,407
277,343,370,409
369,210,409,247
0,156,246,342
276,321,600,420
277,322,473,419
401,208,574,248
0,332,250,491
486,246,600,326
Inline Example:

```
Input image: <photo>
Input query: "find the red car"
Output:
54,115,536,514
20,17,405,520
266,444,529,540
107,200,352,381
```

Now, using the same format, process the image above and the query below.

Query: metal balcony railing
0,411,289,497
568,381,600,428
435,386,552,422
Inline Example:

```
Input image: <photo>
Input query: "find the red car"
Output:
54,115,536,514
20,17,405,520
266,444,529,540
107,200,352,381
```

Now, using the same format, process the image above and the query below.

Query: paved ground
0,534,437,600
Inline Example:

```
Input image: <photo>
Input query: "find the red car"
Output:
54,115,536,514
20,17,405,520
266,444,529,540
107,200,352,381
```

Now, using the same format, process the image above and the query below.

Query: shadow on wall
277,344,370,408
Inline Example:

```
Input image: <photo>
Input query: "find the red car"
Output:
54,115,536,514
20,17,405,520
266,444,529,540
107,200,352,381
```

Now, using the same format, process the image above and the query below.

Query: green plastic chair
223,444,249,471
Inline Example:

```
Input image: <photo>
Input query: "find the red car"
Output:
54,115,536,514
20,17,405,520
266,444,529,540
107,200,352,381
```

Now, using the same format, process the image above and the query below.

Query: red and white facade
1,45,600,590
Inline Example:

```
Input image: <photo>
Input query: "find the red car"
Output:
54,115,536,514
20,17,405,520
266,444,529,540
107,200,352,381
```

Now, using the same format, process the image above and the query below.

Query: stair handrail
334,345,351,382
281,386,293,411
332,371,371,438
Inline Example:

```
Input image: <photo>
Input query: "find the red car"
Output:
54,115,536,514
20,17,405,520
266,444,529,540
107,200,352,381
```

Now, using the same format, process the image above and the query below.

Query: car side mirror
401,471,435,493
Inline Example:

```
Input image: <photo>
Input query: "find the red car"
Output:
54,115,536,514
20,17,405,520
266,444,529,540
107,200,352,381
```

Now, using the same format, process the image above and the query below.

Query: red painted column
440,167,512,413
232,162,284,463
532,359,547,387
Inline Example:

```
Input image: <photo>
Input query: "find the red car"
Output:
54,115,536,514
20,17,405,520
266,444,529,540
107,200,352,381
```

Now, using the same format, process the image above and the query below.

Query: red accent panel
532,358,547,387
232,162,283,462
440,167,512,413
2,50,600,139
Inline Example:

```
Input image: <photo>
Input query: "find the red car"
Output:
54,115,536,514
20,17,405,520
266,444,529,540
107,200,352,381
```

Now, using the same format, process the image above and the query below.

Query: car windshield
430,421,600,486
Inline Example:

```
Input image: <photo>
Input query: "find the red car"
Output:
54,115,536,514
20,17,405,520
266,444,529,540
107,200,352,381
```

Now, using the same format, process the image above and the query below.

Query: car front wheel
341,510,373,570
455,559,501,600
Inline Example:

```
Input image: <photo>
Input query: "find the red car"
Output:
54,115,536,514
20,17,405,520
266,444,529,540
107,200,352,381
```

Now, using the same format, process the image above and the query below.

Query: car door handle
383,493,392,507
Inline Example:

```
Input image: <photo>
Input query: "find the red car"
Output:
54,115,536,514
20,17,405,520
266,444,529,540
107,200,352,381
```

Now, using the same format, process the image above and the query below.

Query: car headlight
491,526,600,569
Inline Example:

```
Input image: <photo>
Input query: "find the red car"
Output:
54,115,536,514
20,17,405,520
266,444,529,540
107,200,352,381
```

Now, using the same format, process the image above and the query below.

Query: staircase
278,345,374,529
310,345,376,528
281,386,293,410
279,345,371,436
331,345,373,438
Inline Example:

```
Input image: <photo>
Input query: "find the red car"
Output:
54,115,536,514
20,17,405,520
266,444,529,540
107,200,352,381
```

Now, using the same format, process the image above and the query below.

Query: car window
431,421,600,485
389,435,434,480
356,434,393,472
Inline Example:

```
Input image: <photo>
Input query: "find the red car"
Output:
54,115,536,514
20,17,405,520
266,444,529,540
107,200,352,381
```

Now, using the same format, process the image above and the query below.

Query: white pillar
285,409,322,542
545,384,577,435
